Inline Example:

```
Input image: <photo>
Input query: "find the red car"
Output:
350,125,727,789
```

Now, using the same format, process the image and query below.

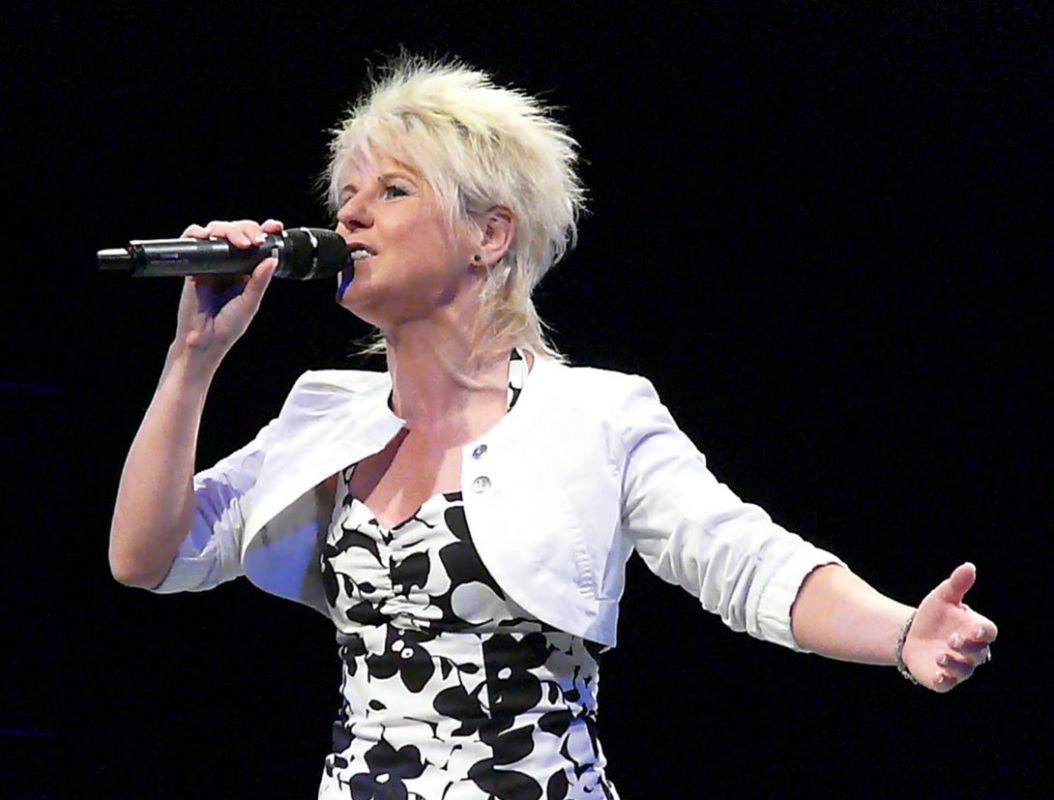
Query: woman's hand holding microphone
173,218,284,365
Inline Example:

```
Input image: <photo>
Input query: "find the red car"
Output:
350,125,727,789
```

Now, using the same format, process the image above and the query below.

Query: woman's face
333,150,480,332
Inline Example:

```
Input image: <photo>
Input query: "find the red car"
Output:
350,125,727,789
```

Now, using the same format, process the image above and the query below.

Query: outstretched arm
790,561,997,692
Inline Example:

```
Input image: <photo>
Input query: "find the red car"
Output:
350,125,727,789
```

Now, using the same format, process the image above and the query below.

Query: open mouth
338,243,374,299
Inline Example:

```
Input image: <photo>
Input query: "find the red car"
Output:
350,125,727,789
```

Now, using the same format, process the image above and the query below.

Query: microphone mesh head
282,228,351,279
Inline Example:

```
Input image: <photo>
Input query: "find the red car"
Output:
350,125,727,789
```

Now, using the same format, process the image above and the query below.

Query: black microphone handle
97,228,350,280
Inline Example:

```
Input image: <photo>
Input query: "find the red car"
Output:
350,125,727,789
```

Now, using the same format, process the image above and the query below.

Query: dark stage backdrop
2,3,1049,798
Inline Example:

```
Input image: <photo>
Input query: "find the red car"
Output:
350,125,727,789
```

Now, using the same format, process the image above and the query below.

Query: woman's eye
382,184,410,199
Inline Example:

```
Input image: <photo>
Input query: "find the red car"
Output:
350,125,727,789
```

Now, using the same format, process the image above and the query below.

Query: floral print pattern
317,352,618,800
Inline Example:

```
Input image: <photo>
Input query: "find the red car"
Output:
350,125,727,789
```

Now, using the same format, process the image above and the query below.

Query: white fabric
155,356,843,649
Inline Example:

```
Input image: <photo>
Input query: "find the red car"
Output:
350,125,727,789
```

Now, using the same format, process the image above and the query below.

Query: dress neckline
346,348,529,530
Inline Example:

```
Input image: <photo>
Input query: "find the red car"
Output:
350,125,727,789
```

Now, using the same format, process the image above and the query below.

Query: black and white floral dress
318,351,619,800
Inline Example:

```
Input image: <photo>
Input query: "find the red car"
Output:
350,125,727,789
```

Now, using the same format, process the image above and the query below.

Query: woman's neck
384,319,508,437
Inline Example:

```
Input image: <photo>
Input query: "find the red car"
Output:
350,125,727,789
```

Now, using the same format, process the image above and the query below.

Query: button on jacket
156,356,842,650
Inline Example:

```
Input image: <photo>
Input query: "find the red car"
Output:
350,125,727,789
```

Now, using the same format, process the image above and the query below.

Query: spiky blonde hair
326,55,585,362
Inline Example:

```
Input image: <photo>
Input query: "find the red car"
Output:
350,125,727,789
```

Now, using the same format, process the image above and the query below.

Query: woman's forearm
790,564,914,665
108,345,217,588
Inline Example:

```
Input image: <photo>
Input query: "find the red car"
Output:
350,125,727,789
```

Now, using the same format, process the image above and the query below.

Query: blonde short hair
326,55,585,362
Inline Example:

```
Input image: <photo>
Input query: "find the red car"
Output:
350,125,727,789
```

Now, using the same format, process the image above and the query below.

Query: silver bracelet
895,610,918,684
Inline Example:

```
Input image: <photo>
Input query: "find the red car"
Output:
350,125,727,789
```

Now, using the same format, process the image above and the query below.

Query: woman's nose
336,196,373,232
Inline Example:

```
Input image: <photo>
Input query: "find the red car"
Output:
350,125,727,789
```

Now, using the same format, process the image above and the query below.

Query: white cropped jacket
156,356,842,649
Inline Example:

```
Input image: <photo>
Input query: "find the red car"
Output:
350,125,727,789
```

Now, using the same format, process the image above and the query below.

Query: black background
2,2,1049,797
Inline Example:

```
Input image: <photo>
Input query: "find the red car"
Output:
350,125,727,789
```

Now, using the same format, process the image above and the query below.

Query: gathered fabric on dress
318,351,619,800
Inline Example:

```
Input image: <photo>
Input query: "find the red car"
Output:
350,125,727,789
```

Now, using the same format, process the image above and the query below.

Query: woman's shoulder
275,368,393,419
517,358,675,458
288,367,391,395
525,358,668,439
534,356,659,402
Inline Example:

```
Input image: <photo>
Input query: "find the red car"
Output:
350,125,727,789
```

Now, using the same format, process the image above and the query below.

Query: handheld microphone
97,227,351,280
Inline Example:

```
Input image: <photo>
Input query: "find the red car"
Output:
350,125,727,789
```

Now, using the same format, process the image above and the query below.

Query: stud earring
473,254,482,262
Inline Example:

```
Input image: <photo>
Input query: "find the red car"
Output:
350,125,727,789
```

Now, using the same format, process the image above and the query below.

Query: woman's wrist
894,609,919,684
164,339,223,385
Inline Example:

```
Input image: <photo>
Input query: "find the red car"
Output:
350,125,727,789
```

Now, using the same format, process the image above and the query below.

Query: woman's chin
337,289,391,330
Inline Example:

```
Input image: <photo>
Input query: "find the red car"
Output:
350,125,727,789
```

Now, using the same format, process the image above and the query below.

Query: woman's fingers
208,219,264,247
180,219,283,247
969,619,999,645
938,562,977,605
181,223,211,239
904,562,998,693
948,630,994,667
920,626,996,693
240,258,277,310
169,219,281,361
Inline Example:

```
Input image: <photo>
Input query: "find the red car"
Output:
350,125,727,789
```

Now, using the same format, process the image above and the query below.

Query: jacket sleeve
151,419,276,594
617,376,843,651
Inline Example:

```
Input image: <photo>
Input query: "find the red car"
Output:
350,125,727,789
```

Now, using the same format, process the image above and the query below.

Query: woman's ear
474,206,515,267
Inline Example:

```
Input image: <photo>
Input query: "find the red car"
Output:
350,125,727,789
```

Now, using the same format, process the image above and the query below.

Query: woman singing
109,56,997,799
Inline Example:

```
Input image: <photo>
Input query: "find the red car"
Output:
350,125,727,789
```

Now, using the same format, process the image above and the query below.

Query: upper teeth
350,248,371,260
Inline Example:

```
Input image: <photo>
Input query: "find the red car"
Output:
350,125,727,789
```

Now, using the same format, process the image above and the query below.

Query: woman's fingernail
950,633,962,648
